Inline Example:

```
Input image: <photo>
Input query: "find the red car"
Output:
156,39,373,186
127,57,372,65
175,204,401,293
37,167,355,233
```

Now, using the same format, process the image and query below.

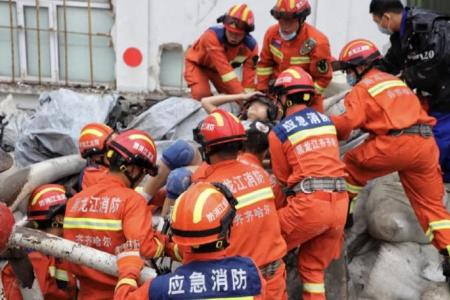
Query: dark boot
442,256,450,287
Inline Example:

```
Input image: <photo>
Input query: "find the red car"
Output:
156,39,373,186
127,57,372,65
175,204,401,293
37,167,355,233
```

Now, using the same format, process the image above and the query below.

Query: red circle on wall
123,47,143,67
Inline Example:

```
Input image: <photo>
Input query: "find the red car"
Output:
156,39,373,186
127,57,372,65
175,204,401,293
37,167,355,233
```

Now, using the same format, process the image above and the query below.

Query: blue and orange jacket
268,105,345,187
185,26,259,92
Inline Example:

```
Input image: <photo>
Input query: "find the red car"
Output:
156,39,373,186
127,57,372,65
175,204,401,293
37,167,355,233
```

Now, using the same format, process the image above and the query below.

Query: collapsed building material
0,155,85,212
0,203,156,283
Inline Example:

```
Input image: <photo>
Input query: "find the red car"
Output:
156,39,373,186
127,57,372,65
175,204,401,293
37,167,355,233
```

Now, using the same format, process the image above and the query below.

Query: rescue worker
192,109,288,299
256,0,333,112
370,0,450,183
331,39,450,282
1,184,76,299
78,122,114,190
64,129,168,300
201,91,280,123
184,4,259,100
268,66,348,299
113,182,265,299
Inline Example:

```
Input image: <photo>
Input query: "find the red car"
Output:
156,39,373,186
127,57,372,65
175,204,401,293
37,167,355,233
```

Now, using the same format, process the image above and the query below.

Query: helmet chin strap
120,165,143,188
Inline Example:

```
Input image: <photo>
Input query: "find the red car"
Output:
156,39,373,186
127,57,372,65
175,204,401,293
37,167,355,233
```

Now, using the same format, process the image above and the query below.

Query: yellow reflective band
194,188,221,223
256,67,273,76
304,282,325,294
115,278,137,291
221,71,238,83
284,68,302,79
128,134,155,150
346,182,363,194
289,0,296,9
63,217,122,231
174,244,183,262
314,82,326,94
230,56,247,65
242,6,250,22
288,125,336,145
236,187,274,209
426,220,450,242
290,56,311,65
48,266,69,282
368,80,407,97
31,187,65,205
446,245,450,256
211,112,225,126
80,128,104,138
270,45,284,60
154,237,164,258
244,88,255,93
171,191,185,223
349,197,358,214
230,4,242,16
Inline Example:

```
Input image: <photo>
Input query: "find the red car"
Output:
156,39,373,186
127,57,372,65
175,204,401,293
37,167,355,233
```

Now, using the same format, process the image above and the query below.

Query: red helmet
194,109,246,148
28,184,67,221
273,67,315,102
271,0,311,20
79,123,113,158
218,4,255,33
333,39,382,71
171,182,237,247
107,129,158,176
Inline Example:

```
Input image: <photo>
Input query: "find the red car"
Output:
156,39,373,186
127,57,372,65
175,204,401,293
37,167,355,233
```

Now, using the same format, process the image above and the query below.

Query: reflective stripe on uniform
256,67,273,76
288,125,336,145
314,82,326,94
346,182,363,195
368,80,407,97
48,266,69,281
426,220,450,241
303,282,325,294
174,244,183,262
290,56,311,65
221,71,238,83
115,278,137,291
236,187,274,209
270,45,283,60
63,217,122,231
244,88,255,93
153,237,165,258
230,55,247,65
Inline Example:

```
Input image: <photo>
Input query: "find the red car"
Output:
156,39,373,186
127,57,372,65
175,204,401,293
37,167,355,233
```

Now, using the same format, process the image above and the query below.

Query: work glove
115,240,144,281
135,186,152,203
161,140,195,170
166,167,192,200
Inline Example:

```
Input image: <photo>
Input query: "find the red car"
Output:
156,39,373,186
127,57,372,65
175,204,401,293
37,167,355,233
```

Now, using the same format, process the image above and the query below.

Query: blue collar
400,7,409,38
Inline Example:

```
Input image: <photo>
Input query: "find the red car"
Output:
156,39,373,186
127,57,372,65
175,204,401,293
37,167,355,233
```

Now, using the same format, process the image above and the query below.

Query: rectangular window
0,0,115,87
0,2,19,79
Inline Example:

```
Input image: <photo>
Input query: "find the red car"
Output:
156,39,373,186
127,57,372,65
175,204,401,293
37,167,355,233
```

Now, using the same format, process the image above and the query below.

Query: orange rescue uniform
184,26,259,100
192,159,287,300
1,252,76,300
331,69,450,253
79,164,109,190
269,105,348,300
256,23,333,112
63,174,166,300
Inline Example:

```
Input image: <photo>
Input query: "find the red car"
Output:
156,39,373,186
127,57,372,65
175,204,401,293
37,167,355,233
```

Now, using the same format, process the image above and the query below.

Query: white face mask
279,28,297,41
377,24,392,35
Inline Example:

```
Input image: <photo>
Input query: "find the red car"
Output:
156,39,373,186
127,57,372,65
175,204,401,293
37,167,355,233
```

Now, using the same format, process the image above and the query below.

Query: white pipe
8,226,156,283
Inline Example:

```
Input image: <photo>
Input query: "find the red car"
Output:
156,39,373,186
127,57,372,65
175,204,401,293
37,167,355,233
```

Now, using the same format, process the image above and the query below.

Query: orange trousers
264,260,288,300
184,60,244,100
345,134,450,252
278,191,348,300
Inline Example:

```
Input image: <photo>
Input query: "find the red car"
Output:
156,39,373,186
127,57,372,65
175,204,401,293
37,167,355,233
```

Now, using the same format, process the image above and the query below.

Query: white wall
114,0,389,93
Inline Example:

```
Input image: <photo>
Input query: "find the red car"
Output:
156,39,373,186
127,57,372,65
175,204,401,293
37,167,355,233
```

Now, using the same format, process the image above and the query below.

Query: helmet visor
223,16,252,32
